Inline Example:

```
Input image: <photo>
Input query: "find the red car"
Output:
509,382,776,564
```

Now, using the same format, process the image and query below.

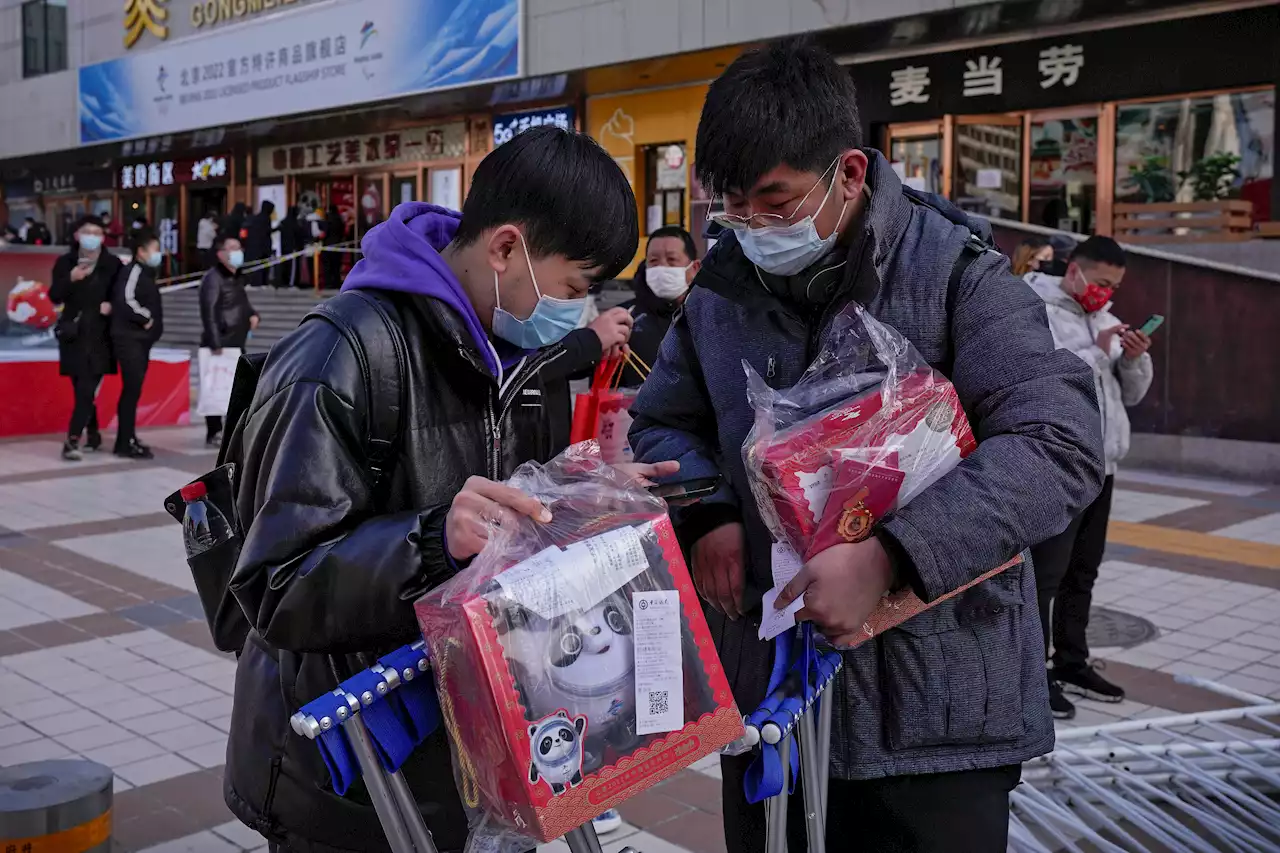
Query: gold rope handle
434,638,481,808
625,349,652,379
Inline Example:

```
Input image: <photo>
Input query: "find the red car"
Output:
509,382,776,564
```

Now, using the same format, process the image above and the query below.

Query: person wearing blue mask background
217,126,677,853
198,234,258,446
631,41,1104,853
110,227,165,460
50,214,121,461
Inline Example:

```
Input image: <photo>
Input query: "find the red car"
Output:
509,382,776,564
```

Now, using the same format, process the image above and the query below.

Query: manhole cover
1087,606,1159,649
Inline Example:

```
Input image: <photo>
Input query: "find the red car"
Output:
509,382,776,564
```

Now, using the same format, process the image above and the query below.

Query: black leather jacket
200,264,257,350
222,289,579,853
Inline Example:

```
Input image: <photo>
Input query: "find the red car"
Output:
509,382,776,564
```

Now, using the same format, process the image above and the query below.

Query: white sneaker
592,809,623,835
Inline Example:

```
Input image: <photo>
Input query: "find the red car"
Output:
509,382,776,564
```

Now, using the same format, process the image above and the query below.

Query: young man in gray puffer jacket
630,40,1105,853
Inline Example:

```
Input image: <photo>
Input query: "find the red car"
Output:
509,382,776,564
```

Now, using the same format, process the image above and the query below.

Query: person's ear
838,150,869,202
684,258,701,285
485,224,522,276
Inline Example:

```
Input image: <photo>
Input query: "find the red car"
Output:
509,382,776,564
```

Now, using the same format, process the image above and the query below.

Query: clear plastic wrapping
744,305,1019,645
415,443,742,851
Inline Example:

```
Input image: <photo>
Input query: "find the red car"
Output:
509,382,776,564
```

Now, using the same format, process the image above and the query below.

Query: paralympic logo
359,21,377,49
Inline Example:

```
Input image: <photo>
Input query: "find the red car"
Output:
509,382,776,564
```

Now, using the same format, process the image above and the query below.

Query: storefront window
1115,89,1275,211
952,121,1022,219
1029,116,1098,233
643,143,687,234
890,135,943,195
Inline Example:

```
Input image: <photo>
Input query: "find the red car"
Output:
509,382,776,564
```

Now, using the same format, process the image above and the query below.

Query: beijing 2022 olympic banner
79,0,519,143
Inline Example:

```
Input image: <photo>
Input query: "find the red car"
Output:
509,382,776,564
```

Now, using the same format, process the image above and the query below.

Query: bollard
0,761,113,853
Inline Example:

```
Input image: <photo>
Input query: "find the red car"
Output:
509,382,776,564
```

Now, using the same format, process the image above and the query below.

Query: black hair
128,227,158,255
453,126,638,282
213,233,240,253
1070,236,1127,269
696,39,862,196
71,214,105,233
646,226,696,262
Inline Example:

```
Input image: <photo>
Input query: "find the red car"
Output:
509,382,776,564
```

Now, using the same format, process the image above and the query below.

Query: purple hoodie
341,202,500,377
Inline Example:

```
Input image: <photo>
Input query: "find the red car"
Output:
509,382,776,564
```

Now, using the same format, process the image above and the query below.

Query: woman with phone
49,214,122,461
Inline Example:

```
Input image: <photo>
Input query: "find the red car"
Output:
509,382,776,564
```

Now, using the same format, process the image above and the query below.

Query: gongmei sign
118,155,229,188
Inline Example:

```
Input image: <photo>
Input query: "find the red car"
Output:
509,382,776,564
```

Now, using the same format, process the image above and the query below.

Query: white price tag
494,546,578,619
632,590,684,735
760,542,806,641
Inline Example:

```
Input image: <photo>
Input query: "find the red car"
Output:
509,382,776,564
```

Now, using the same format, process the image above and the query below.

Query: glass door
885,121,944,195
392,173,418,207
1029,107,1100,233
952,115,1024,220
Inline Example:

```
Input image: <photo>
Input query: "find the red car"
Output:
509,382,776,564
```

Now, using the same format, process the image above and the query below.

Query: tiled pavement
0,427,1276,853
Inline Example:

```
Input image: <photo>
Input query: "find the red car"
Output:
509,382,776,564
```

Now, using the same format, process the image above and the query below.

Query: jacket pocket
880,570,1026,750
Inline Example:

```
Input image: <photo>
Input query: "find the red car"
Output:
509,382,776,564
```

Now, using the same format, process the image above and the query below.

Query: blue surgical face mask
492,235,586,349
78,234,102,252
226,250,245,269
724,156,849,277
144,251,163,268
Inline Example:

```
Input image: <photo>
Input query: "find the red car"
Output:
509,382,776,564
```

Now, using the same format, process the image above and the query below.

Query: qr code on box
648,690,669,716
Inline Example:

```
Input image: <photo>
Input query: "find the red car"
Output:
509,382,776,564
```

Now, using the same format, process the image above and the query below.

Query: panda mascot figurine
500,590,640,773
527,711,587,795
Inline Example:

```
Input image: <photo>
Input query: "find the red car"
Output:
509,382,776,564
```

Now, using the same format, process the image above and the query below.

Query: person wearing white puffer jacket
1026,235,1154,722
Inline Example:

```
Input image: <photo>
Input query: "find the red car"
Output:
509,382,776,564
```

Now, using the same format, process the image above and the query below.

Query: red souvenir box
416,514,743,843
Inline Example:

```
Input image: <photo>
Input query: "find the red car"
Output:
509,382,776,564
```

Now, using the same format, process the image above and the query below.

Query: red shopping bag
569,356,621,444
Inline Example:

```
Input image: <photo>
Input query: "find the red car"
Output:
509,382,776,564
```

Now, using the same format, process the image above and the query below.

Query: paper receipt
494,525,651,619
632,590,684,735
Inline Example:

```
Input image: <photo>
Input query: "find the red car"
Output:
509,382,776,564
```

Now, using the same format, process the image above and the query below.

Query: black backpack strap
947,231,991,318
309,290,408,505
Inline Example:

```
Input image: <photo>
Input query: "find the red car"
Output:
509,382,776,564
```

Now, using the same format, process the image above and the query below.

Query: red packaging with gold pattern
744,305,1020,647
415,443,742,848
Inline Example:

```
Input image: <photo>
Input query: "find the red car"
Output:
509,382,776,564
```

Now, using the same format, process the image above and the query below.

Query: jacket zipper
473,345,566,480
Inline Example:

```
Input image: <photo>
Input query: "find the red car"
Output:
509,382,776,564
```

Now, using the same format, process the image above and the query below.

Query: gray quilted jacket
630,151,1105,779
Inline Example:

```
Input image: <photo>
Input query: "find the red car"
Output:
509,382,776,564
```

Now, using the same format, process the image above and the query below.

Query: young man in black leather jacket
221,127,675,853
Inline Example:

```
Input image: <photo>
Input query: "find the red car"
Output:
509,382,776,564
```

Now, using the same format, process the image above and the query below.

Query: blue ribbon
742,626,817,804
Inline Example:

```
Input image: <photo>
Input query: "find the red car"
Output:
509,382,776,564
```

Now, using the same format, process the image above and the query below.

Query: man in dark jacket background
243,200,276,288
199,235,258,445
49,214,121,461
110,227,164,459
220,127,673,853
630,41,1104,852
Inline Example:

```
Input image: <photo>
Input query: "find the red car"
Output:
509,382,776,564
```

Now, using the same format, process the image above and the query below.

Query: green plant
1178,152,1242,201
1129,155,1175,203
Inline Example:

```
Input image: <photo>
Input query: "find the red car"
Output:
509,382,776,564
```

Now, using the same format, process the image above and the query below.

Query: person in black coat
49,214,122,461
277,205,300,288
244,200,276,288
199,234,258,445
110,228,164,460
221,202,248,242
618,226,699,387
321,204,346,289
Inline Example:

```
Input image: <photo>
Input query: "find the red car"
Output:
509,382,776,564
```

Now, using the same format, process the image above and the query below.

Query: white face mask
646,264,691,300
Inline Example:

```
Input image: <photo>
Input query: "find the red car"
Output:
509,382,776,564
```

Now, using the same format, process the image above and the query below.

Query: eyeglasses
708,155,843,231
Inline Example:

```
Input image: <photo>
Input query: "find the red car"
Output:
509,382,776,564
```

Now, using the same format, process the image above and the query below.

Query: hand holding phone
1138,314,1165,336
649,476,722,506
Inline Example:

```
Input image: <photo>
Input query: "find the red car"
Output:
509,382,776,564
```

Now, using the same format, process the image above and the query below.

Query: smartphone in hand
1138,314,1165,336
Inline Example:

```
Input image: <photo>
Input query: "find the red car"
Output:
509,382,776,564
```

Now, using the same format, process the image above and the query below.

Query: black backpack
165,290,408,653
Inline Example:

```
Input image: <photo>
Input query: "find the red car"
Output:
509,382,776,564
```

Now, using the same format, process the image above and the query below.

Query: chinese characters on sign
962,57,1003,97
887,43,1084,107
492,107,577,147
257,124,467,178
118,156,229,189
124,0,169,49
889,66,931,106
178,35,348,92
1038,45,1085,89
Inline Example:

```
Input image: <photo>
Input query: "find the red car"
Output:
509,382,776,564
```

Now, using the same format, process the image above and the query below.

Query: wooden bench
1114,200,1254,243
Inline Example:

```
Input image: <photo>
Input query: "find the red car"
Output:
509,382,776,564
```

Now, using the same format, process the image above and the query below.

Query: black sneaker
1053,662,1125,704
206,431,223,448
1048,679,1076,720
114,439,154,460
84,431,103,452
61,438,83,462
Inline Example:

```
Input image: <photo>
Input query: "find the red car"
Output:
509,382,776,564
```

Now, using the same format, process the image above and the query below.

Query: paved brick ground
0,426,1276,853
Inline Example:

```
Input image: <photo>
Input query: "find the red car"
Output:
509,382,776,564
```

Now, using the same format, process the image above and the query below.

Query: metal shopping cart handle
292,642,631,853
